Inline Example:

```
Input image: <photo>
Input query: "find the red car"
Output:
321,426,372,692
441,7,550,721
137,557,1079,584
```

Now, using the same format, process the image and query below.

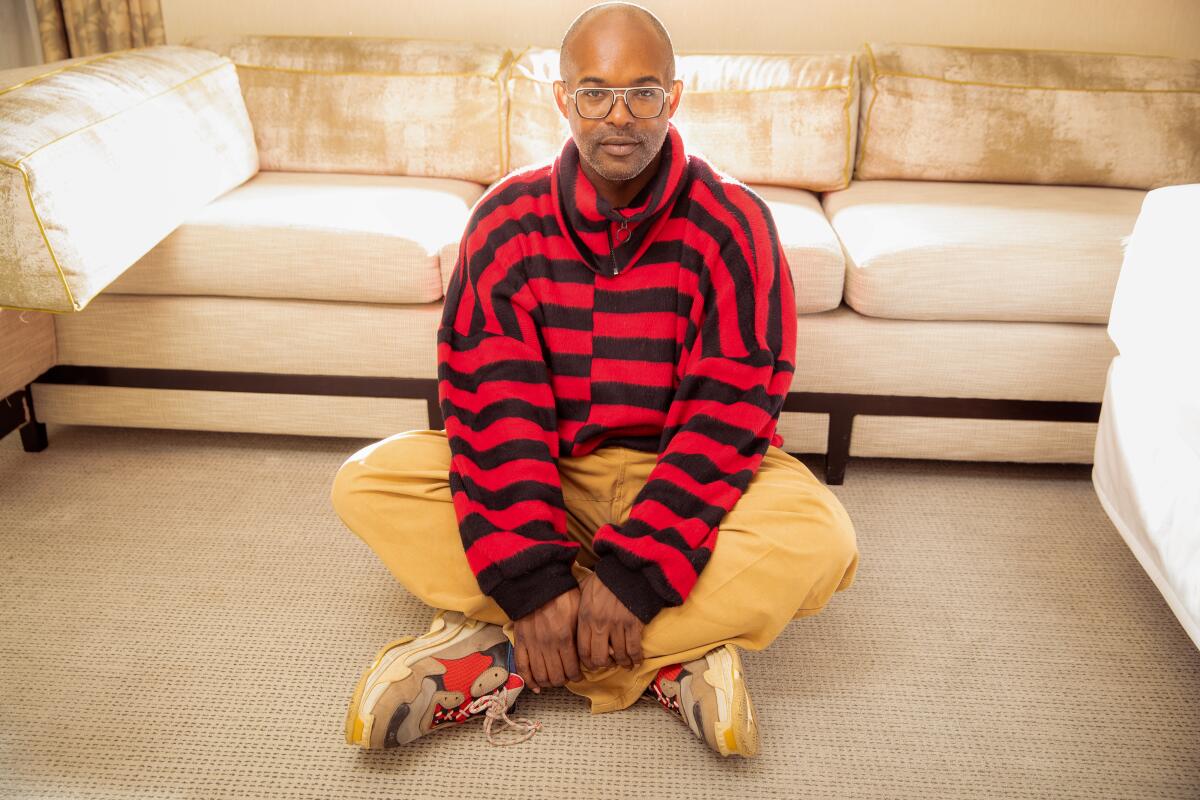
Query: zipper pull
616,218,629,243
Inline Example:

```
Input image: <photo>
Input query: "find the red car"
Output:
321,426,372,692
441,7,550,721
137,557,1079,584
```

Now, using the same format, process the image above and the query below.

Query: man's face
553,19,683,183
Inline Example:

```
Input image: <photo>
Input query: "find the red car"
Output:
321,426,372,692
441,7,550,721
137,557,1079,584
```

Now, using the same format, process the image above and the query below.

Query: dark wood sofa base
15,366,1102,485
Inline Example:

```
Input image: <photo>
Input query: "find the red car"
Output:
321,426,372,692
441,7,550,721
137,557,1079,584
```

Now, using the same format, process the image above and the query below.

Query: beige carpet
1,423,1197,800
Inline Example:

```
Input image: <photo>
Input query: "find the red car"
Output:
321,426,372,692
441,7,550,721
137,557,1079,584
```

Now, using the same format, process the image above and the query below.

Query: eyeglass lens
575,87,666,119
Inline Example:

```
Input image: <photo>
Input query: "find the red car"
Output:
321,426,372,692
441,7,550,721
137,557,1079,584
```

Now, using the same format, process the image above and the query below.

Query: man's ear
666,79,684,118
552,80,570,120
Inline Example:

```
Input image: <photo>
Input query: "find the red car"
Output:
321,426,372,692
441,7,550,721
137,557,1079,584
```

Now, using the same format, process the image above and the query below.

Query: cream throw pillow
856,42,1200,190
507,47,859,191
185,35,512,184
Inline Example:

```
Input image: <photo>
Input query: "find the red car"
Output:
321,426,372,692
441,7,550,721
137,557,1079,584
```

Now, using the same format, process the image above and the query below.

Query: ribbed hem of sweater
487,561,580,621
594,554,668,625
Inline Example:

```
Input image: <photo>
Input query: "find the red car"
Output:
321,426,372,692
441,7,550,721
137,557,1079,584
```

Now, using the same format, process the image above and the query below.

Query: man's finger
626,623,644,667
589,626,610,671
611,624,632,668
516,641,538,692
560,635,583,683
529,645,551,693
545,646,567,688
576,616,592,670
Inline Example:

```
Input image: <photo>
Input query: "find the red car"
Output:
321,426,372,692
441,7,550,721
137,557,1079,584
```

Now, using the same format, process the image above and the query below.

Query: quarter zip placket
609,218,629,276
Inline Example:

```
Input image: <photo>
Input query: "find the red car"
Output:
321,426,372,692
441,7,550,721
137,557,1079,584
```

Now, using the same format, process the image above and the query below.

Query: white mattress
1092,355,1200,649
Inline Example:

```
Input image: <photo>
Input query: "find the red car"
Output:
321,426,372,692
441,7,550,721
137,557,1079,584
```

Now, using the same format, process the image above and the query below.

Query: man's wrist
486,561,580,621
593,552,667,625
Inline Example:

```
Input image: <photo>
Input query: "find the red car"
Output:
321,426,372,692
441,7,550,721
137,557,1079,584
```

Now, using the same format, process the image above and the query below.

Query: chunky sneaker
643,643,759,757
345,609,541,748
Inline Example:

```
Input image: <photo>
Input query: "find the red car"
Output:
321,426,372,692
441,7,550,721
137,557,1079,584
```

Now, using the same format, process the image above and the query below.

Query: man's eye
581,90,606,99
636,89,657,98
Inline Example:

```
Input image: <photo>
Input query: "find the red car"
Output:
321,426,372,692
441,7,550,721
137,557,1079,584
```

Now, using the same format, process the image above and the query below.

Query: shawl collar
551,121,690,276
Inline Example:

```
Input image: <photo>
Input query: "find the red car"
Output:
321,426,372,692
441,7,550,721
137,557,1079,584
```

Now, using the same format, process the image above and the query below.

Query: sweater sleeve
437,213,581,621
590,184,798,624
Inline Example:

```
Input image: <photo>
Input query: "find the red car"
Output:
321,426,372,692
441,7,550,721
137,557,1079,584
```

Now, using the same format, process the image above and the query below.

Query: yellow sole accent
344,634,415,745
705,645,759,757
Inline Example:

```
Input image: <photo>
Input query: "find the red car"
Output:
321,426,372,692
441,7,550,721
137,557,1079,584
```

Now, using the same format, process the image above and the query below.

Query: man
332,2,859,757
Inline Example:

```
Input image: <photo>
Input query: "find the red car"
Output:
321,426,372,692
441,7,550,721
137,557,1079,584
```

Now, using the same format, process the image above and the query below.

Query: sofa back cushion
0,46,258,313
185,35,511,184
507,47,859,191
855,42,1200,190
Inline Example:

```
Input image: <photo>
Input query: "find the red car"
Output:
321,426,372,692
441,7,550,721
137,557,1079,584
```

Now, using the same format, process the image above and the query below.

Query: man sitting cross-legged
331,1,859,758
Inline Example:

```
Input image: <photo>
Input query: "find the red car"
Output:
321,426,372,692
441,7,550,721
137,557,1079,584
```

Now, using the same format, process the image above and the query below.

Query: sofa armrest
0,308,54,398
0,45,259,313
1108,184,1200,364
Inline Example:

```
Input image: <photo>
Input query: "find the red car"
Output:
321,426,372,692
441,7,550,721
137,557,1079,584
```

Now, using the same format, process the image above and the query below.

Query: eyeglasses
565,86,670,119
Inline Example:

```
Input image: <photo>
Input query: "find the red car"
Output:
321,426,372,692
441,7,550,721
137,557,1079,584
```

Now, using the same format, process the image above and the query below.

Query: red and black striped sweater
437,121,797,624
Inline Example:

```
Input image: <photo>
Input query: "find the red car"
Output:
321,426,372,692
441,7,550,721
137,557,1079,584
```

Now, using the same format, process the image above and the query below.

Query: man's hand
513,586,583,694
577,572,645,671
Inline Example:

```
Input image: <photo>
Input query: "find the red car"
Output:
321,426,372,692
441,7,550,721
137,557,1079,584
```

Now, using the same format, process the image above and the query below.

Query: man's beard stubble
579,124,669,182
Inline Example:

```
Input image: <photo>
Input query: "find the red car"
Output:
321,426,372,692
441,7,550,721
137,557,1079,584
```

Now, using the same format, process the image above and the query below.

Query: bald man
334,2,859,758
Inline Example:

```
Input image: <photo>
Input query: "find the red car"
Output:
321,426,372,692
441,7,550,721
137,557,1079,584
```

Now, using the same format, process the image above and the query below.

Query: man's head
553,2,683,184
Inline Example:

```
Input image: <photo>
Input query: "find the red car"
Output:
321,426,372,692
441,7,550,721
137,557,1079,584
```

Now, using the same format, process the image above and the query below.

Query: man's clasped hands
512,572,645,693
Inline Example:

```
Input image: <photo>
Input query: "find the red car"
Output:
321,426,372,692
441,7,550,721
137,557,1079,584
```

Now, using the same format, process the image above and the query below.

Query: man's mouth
599,138,639,157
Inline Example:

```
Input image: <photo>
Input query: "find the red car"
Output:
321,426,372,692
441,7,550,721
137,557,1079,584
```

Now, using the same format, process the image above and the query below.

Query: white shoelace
466,686,542,746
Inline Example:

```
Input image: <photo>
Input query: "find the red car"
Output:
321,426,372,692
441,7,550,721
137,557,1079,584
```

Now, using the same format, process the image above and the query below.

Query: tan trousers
331,428,859,714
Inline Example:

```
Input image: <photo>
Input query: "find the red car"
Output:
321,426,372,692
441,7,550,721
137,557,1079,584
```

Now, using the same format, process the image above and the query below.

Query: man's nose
608,92,634,123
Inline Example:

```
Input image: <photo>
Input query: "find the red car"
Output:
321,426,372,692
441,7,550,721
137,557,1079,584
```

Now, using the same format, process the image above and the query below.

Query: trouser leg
329,428,611,645
562,444,859,714
331,430,859,715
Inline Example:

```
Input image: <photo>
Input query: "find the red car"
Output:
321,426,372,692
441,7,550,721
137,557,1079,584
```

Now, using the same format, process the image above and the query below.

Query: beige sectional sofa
2,36,1196,483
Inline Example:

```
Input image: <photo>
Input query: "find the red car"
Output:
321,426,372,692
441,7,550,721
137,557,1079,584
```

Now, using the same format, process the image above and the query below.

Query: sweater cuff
594,553,668,625
486,561,580,621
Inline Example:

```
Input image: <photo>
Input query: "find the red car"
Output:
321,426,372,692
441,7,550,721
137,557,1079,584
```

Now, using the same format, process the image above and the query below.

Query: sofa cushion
855,42,1200,190
184,35,512,184
108,171,485,304
749,185,844,314
507,47,859,191
53,295,443,378
0,46,258,313
823,179,1144,323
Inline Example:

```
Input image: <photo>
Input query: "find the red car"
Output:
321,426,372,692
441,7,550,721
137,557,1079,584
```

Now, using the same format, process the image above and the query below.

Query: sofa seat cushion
749,185,844,314
823,179,1144,323
108,171,485,304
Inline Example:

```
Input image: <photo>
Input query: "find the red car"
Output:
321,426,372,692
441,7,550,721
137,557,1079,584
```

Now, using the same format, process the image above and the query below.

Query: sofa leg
19,384,48,452
824,411,854,485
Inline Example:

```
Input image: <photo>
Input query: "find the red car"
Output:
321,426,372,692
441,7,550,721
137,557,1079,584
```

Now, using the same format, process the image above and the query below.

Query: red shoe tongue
657,662,684,682
433,651,494,695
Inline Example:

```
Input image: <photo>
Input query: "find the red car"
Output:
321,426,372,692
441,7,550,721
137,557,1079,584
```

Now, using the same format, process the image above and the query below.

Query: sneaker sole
344,610,484,747
702,644,759,757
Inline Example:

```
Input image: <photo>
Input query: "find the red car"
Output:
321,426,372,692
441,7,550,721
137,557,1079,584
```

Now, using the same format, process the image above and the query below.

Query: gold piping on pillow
0,48,137,97
12,62,231,165
501,45,532,177
840,55,857,188
231,62,501,79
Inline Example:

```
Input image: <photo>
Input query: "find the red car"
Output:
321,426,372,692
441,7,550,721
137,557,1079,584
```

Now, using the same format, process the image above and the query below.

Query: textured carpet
1,424,1197,800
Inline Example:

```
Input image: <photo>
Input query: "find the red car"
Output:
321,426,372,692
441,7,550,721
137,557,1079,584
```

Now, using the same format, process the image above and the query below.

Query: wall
161,0,1200,59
